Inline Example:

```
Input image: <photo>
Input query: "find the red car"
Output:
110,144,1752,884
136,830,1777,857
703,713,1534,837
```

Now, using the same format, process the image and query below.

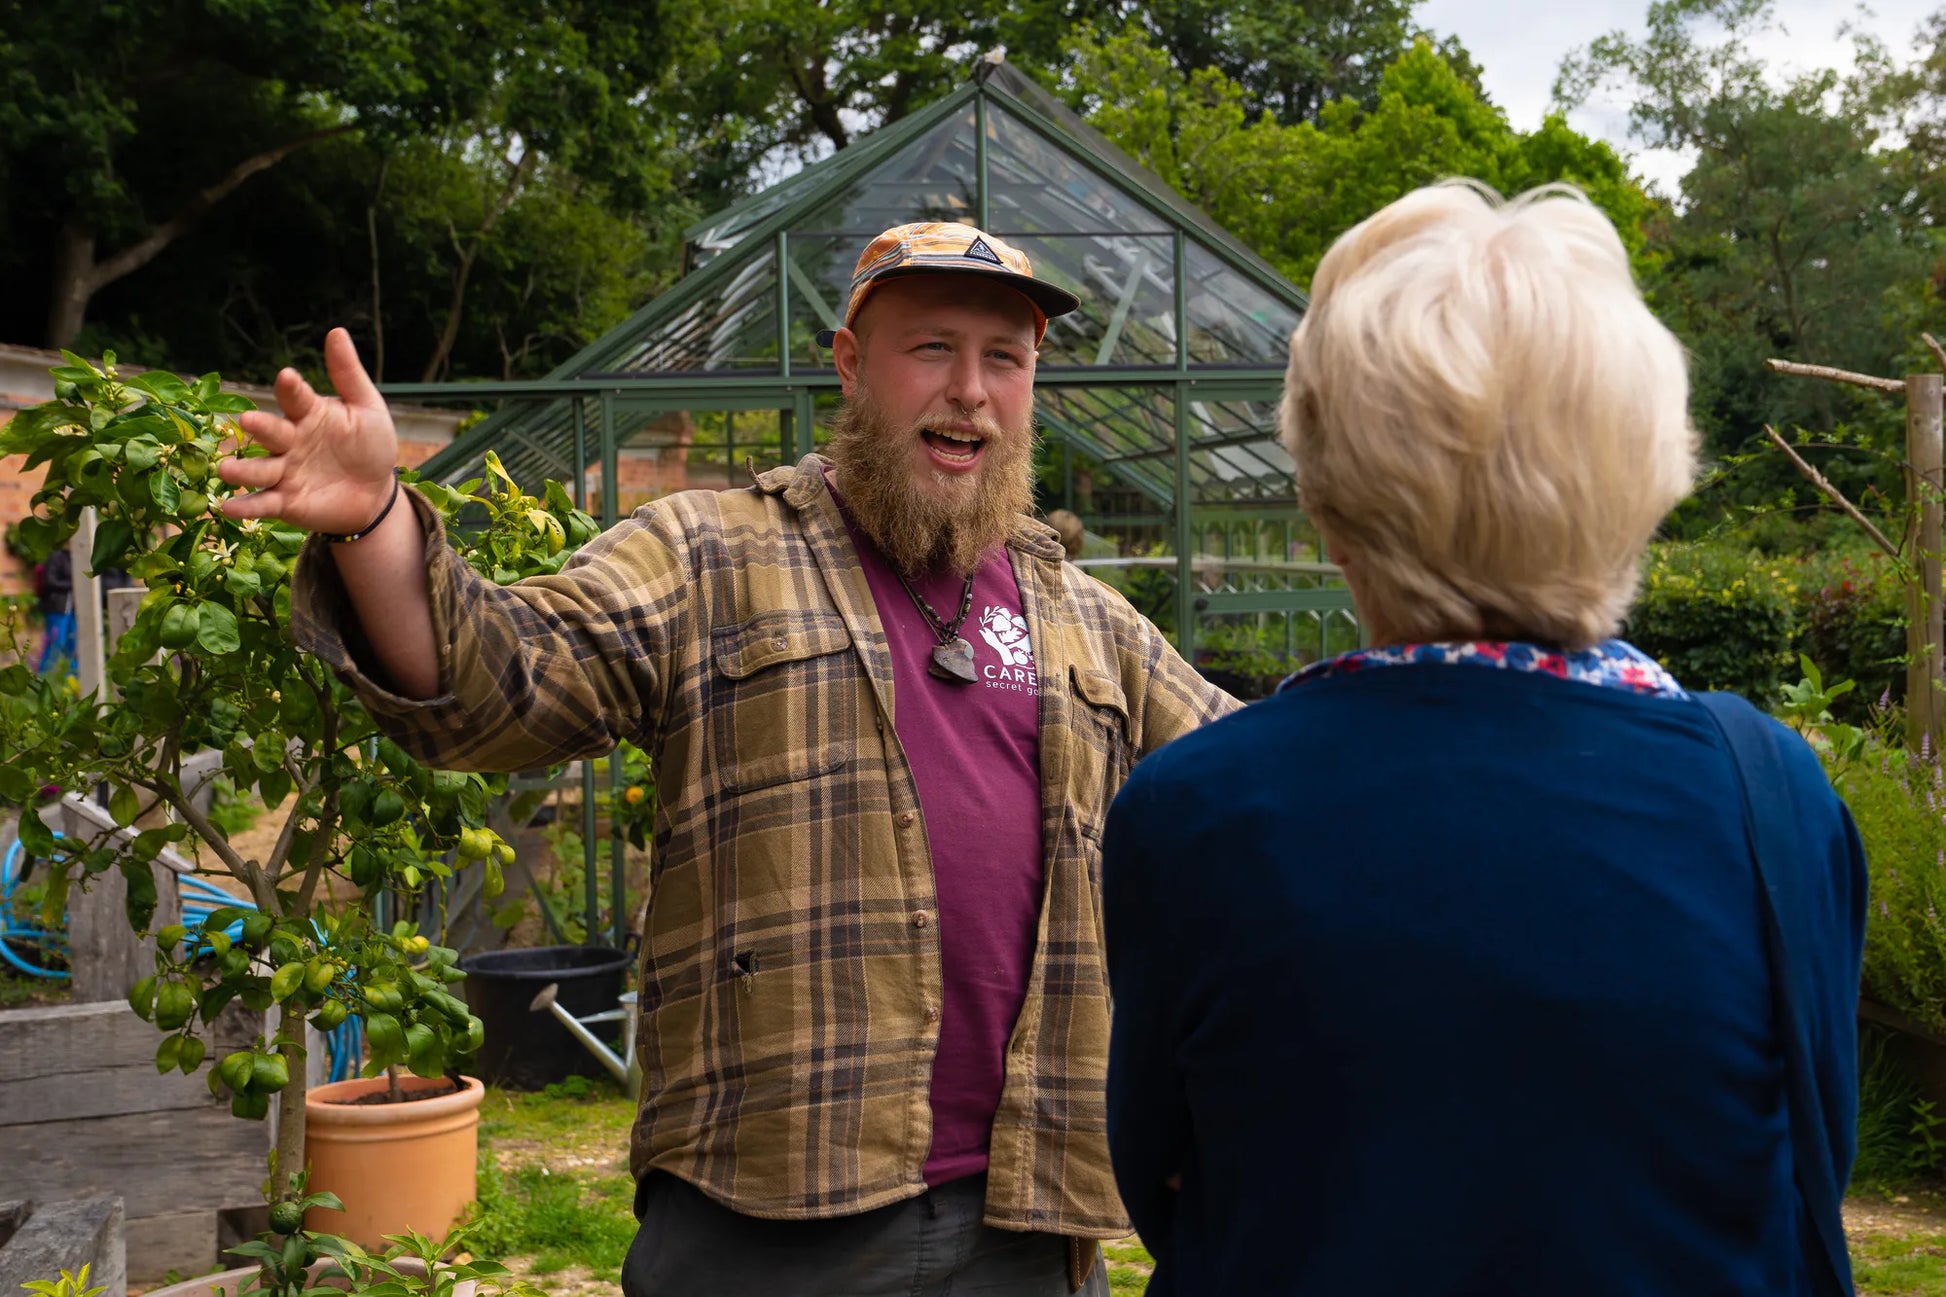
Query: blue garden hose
1,829,363,1076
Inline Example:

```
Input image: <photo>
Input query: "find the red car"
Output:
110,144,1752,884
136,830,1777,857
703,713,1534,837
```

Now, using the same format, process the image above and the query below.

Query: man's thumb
323,327,385,411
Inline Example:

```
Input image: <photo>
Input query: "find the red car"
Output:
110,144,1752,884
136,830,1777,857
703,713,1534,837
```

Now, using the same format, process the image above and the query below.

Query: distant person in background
35,547,74,677
1046,508,1085,561
1100,181,1866,1296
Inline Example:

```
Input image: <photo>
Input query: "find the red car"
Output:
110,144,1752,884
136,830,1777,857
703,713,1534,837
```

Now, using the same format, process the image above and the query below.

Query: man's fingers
323,327,384,411
274,366,319,424
220,488,291,521
217,455,285,491
235,409,300,453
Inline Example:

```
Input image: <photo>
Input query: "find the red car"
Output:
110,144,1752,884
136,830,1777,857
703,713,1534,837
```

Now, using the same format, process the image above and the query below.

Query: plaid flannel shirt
292,454,1236,1236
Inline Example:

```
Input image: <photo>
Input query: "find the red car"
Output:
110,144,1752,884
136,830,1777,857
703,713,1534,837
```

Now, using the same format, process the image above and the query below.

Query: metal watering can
530,982,641,1099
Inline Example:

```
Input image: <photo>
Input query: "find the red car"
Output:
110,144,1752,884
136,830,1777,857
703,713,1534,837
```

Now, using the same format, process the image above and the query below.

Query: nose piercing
953,399,984,416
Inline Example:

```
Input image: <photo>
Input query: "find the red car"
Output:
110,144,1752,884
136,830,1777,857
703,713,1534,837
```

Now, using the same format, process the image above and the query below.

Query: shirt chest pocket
1068,664,1132,842
709,611,858,792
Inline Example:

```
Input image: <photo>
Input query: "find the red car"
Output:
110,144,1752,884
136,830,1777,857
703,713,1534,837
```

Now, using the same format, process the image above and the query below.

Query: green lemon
217,1050,255,1093
269,961,306,1002
304,958,339,995
250,1051,290,1093
154,981,196,1030
312,998,348,1031
268,1201,306,1236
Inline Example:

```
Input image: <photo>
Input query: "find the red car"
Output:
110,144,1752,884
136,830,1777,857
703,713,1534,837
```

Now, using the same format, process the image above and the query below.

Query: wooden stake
1910,373,1946,752
1765,358,1906,394
1762,427,1903,559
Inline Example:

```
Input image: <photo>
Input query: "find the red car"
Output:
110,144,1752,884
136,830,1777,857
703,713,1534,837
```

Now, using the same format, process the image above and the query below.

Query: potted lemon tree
0,352,600,1249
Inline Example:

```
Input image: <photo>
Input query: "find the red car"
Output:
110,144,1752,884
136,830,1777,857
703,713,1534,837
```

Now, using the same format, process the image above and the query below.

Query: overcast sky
1417,0,1941,196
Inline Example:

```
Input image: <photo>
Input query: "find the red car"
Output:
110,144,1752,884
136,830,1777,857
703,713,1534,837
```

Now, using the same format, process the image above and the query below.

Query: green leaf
18,809,57,858
223,566,262,598
149,471,181,513
122,437,161,473
108,783,140,828
121,859,159,931
0,766,34,801
196,602,241,655
130,372,190,404
259,766,293,809
194,373,221,402
204,393,255,413
89,518,135,575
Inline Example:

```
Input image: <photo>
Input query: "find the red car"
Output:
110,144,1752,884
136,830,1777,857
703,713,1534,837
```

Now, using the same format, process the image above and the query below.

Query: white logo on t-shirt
978,606,1033,667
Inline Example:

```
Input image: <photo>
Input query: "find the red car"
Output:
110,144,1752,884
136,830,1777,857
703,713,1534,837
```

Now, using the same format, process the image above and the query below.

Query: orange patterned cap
815,222,1079,348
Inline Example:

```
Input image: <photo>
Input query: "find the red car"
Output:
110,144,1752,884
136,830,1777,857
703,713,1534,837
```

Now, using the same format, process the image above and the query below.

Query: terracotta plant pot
304,1075,486,1248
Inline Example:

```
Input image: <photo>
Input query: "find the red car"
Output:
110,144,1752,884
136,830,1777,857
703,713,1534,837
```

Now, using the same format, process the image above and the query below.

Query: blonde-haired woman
1101,182,1865,1296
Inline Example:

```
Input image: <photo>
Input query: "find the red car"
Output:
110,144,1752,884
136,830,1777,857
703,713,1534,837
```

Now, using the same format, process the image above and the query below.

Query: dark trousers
622,1172,1109,1297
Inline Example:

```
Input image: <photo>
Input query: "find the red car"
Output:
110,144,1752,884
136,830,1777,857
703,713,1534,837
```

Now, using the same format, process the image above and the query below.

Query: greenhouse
381,59,1355,679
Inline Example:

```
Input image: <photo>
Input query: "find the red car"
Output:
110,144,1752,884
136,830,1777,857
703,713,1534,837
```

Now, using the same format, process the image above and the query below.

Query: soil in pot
305,1074,485,1249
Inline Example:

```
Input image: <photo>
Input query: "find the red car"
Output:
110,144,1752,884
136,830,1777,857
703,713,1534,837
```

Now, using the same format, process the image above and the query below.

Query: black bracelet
323,471,402,544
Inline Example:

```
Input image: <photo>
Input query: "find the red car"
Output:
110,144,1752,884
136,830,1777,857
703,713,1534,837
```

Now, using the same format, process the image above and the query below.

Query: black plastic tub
458,944,632,1090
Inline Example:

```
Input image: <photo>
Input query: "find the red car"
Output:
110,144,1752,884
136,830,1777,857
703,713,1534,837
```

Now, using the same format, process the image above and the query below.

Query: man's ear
832,327,862,397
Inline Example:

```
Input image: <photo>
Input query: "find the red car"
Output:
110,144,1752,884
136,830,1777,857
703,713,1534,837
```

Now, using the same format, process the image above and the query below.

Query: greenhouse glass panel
796,107,979,238
1012,234,1176,369
599,250,780,374
1183,243,1300,365
985,105,1158,236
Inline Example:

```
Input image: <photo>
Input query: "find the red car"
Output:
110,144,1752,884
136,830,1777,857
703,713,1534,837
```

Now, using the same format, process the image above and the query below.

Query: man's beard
825,386,1037,577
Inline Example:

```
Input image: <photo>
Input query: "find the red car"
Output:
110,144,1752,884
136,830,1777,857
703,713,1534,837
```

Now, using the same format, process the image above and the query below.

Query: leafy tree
1111,0,1484,126
0,0,692,368
1556,0,1929,477
650,0,1114,197
1066,30,1652,288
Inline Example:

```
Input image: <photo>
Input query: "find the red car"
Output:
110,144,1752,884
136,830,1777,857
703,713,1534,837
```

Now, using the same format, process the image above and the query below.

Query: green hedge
1627,544,1800,701
1627,541,1905,709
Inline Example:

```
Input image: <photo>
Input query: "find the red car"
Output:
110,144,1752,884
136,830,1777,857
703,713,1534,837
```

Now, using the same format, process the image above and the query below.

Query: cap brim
813,264,1081,350
869,262,1081,320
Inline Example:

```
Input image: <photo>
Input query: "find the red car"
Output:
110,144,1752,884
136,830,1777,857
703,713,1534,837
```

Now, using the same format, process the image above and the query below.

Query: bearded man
220,222,1235,1296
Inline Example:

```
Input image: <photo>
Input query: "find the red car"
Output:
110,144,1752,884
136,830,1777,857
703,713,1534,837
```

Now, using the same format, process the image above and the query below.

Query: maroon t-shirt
833,493,1045,1186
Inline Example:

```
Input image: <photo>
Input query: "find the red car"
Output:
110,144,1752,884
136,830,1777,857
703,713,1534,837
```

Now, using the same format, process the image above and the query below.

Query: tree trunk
43,126,357,350
47,223,98,351
420,150,535,382
274,1002,308,1201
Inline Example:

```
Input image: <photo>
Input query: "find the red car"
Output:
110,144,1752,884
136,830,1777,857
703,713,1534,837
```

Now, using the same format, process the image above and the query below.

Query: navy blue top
1102,664,1866,1296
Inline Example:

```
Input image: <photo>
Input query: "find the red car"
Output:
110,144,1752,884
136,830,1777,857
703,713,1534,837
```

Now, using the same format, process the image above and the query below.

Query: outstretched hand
218,328,400,534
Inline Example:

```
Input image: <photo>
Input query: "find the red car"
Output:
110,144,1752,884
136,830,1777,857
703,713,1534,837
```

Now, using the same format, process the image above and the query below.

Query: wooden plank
67,855,181,1006
0,1197,124,1297
122,1210,220,1286
0,1063,226,1127
0,1001,258,1088
0,1107,265,1223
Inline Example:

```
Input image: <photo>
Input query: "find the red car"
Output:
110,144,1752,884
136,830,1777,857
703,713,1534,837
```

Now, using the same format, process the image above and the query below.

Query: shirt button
770,635,788,651
912,910,930,929
924,1005,941,1024
897,810,916,828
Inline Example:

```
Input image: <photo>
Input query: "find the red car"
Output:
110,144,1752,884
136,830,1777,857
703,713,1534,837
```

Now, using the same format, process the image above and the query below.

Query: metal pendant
929,636,977,684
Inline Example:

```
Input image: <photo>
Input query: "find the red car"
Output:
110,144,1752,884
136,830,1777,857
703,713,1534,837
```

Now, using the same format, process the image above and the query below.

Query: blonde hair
1282,180,1696,650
